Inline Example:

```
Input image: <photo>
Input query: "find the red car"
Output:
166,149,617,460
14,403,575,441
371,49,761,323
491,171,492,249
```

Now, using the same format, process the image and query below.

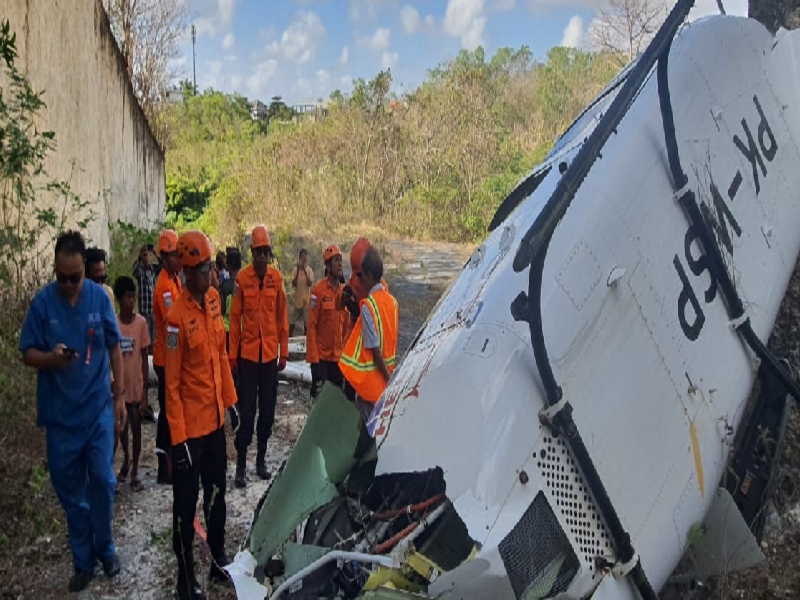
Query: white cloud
400,5,421,34
317,69,330,85
208,60,223,76
425,14,435,29
341,75,353,89
493,0,516,10
247,59,278,98
223,54,237,61
218,0,235,24
266,41,280,54
281,11,326,64
444,0,486,50
231,75,242,90
560,15,583,48
222,32,235,50
174,56,188,69
340,45,349,64
381,51,399,70
194,18,216,38
359,27,392,51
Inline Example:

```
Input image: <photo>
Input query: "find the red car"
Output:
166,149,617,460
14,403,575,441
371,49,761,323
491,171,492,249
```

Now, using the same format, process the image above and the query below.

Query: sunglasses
196,262,212,276
56,273,82,285
252,248,270,258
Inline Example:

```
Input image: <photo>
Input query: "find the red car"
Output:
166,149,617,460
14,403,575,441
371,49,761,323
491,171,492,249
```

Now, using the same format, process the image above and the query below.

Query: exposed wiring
371,494,446,521
271,551,395,600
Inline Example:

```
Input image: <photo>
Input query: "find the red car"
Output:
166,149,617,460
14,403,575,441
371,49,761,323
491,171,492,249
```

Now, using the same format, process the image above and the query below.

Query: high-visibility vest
339,289,399,403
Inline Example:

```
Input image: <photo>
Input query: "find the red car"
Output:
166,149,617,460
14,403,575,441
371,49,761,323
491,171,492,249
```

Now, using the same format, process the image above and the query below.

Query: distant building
292,100,329,123
250,100,268,121
166,88,184,104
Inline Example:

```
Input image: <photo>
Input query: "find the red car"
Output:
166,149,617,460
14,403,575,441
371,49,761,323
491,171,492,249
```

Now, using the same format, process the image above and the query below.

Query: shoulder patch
310,294,317,309
163,290,173,308
166,323,179,350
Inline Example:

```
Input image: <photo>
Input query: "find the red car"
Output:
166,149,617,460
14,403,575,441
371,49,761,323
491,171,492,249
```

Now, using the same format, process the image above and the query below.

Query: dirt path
8,238,470,600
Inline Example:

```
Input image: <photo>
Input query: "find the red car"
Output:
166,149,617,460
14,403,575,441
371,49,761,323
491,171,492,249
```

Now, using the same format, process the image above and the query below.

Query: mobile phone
63,348,78,358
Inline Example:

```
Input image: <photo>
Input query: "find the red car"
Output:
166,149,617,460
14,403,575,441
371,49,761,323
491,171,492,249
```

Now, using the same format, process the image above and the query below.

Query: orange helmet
176,230,212,269
251,226,271,250
323,244,342,263
350,237,371,272
157,229,179,254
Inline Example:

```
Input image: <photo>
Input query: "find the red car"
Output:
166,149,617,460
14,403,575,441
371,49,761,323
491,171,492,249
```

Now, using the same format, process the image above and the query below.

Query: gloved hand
229,357,238,375
342,285,359,320
278,357,287,372
228,404,240,435
173,442,193,472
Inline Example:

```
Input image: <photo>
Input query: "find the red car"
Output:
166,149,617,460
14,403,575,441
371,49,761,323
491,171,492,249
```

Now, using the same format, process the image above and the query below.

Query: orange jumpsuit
307,278,347,397
228,264,289,456
164,286,234,577
153,269,182,455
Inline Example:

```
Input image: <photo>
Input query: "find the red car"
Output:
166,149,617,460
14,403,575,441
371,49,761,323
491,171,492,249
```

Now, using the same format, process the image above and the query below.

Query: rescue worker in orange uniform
307,245,347,398
340,247,399,423
341,237,388,341
153,229,181,484
229,226,289,488
165,231,237,600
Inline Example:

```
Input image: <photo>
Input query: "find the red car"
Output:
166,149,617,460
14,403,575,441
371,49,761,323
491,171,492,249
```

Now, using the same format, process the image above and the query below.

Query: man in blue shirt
19,231,127,593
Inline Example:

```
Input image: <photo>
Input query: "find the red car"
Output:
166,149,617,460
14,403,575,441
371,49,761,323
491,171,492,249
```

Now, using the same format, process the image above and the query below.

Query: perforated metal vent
498,492,580,600
537,435,614,576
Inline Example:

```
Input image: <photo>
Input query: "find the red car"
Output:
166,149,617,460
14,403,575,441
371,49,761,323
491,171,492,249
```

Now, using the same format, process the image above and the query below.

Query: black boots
234,453,247,488
208,555,232,586
256,446,271,481
176,555,205,600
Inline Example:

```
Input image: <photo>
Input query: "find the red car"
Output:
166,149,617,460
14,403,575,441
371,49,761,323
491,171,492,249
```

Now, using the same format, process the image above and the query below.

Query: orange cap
176,230,213,269
350,237,371,272
157,229,179,254
251,226,271,250
323,244,342,262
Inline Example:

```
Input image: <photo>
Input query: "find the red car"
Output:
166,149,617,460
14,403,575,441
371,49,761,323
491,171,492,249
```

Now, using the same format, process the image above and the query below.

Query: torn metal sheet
249,385,362,565
224,550,271,600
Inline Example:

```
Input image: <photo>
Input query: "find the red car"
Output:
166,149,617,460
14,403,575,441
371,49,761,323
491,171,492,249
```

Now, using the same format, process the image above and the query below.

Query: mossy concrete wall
4,0,165,251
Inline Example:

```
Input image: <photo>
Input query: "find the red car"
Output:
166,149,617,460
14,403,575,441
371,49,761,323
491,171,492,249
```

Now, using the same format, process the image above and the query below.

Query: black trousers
154,366,171,454
172,427,227,575
235,358,278,456
311,360,344,399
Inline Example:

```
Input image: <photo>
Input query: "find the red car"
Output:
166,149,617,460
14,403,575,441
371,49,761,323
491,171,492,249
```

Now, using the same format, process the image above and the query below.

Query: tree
589,0,666,66
267,96,295,122
102,0,187,132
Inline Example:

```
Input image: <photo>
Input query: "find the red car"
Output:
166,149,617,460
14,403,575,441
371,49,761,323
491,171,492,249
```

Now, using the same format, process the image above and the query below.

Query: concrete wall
4,0,165,251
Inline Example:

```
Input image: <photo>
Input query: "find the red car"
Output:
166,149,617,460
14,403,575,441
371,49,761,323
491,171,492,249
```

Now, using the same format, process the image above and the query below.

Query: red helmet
323,244,342,263
176,231,212,269
350,237,371,272
251,226,271,250
157,229,179,254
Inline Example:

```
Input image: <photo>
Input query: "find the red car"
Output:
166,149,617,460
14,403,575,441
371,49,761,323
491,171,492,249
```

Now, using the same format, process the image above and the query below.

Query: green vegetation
162,45,621,246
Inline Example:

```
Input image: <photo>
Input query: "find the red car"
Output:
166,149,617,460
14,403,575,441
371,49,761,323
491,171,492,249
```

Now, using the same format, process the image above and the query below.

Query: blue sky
178,0,746,105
